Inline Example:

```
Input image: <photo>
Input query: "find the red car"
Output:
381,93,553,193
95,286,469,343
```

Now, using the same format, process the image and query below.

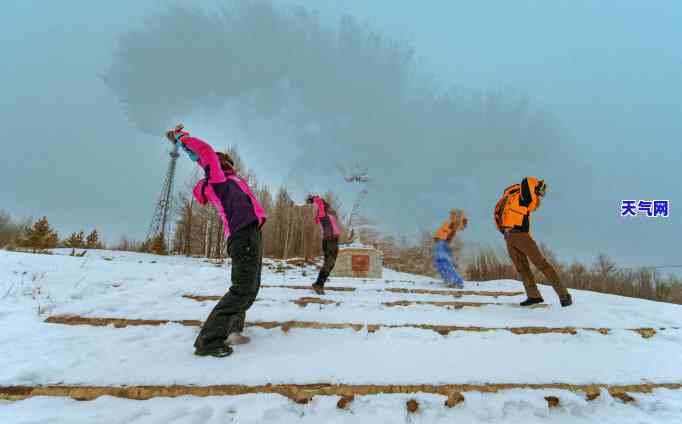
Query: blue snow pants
433,240,464,287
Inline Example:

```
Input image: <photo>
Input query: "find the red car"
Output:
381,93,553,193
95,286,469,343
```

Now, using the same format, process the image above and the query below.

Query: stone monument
331,163,383,279
331,242,383,279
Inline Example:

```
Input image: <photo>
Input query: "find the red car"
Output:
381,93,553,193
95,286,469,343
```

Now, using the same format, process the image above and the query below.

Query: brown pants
504,232,568,299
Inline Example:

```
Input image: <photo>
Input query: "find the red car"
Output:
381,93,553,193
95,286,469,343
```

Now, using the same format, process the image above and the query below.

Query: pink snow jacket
312,196,340,239
177,131,266,237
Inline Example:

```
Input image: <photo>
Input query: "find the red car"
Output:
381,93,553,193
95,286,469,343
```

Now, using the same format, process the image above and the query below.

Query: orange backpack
494,184,527,232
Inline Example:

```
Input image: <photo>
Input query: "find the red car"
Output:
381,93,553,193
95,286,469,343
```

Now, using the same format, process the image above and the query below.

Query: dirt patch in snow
337,395,354,409
284,258,318,267
382,300,548,309
291,297,339,307
445,390,465,407
2,383,680,402
44,315,666,338
44,315,202,328
263,285,523,297
385,288,524,297
263,284,356,292
545,395,560,408
183,294,222,302
183,295,529,309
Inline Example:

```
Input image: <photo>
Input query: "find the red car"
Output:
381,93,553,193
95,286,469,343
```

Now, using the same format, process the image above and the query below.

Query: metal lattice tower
147,142,180,244
347,187,369,243
337,162,370,244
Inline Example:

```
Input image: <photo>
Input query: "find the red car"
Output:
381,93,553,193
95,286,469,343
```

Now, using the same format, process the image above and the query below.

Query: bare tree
0,210,22,247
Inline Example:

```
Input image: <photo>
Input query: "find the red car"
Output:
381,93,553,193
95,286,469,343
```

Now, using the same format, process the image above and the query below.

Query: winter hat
165,123,185,142
450,208,463,218
450,209,467,228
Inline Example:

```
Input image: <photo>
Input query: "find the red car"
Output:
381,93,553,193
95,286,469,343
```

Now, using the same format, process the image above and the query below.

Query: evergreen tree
149,233,168,255
64,230,85,248
19,217,59,252
85,229,104,249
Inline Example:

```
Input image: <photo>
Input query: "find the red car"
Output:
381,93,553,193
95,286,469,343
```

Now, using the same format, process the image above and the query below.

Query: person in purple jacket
166,124,266,358
306,194,341,295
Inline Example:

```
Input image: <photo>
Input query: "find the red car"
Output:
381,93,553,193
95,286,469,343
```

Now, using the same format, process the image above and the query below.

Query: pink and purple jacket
176,131,266,238
312,196,340,239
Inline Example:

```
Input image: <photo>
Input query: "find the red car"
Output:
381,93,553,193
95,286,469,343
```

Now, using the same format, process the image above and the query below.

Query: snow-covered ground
1,249,682,423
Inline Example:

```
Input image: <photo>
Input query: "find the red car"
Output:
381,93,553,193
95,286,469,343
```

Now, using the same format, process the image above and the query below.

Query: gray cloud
3,1,677,268
105,1,592,245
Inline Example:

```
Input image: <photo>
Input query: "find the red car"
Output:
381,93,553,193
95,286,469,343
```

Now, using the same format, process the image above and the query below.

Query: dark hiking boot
194,344,234,358
520,297,545,307
560,294,573,307
312,283,325,295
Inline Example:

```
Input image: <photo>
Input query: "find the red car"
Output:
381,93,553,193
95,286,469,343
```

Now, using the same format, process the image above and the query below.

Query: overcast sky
2,1,680,268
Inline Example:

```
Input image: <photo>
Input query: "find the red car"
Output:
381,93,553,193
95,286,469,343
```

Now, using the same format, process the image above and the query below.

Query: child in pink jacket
166,125,266,358
306,194,340,295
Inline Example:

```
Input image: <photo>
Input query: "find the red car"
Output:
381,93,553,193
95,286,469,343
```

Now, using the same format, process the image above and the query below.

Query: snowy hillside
1,249,682,423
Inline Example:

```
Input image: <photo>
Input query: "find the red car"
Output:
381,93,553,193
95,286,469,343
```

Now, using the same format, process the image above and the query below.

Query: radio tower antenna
337,161,370,244
147,141,181,250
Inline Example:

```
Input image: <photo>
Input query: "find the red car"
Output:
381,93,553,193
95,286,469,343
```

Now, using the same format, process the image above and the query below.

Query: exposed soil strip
260,285,524,297
44,315,665,338
262,284,356,292
2,383,680,402
291,297,339,307
384,288,524,297
183,294,530,309
45,315,203,328
381,300,548,309
183,294,223,302
181,295,339,307
184,294,536,309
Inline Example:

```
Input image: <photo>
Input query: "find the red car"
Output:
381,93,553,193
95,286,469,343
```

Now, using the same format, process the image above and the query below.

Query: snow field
2,249,682,423
3,389,682,424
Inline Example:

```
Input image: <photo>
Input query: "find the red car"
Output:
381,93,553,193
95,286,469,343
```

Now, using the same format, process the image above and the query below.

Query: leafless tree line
171,187,342,260
169,148,343,259
465,246,682,305
357,226,682,305
0,210,27,248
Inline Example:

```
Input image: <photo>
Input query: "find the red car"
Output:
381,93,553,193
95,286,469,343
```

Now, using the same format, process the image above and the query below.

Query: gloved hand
535,180,547,197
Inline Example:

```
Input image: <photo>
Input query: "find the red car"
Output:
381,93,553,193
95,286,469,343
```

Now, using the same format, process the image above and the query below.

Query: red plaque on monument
352,255,370,272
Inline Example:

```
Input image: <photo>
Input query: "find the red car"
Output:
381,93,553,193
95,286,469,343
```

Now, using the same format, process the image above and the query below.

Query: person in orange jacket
494,177,572,307
433,209,468,288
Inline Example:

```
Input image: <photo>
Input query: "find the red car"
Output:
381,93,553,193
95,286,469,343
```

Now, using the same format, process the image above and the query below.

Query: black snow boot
520,297,545,307
194,344,234,358
560,294,573,307
312,283,325,295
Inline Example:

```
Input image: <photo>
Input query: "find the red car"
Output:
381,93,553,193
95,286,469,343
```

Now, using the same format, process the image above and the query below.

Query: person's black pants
194,222,262,350
316,237,339,286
